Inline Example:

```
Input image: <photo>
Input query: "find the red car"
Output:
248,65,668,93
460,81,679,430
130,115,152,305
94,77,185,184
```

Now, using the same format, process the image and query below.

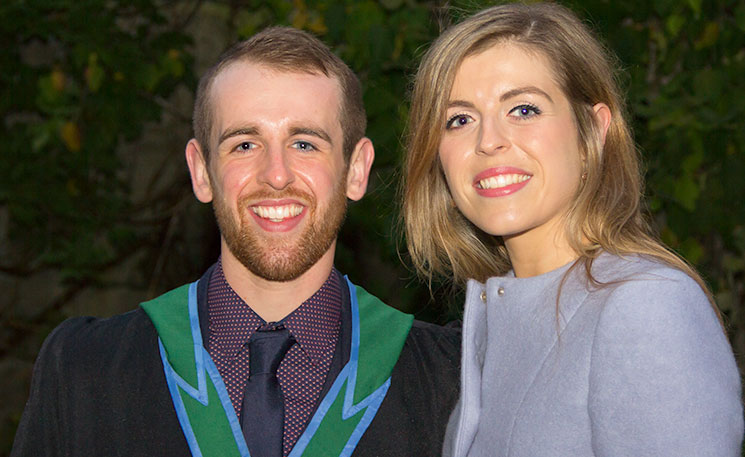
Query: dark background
2,0,744,454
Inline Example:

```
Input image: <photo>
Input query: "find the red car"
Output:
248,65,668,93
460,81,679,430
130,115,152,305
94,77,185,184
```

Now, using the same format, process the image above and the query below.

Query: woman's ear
185,139,213,203
592,103,612,147
345,137,375,201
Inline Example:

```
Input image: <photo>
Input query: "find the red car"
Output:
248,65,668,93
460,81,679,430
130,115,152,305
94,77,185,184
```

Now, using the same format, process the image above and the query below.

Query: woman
403,3,743,456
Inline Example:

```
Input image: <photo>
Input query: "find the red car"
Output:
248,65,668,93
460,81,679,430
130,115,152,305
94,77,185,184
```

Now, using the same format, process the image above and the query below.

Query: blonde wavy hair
402,2,718,314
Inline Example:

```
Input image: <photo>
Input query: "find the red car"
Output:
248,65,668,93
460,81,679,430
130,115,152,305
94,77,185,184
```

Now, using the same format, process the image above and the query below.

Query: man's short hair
193,27,366,162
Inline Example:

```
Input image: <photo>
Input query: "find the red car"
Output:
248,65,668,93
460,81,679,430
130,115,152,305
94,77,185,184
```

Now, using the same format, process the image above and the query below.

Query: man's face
196,61,352,282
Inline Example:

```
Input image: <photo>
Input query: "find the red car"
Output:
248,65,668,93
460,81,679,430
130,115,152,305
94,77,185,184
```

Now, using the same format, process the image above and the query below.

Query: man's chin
231,245,320,282
247,268,306,282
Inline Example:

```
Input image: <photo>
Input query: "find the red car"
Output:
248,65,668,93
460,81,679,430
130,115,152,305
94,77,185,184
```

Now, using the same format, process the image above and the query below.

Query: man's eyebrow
218,126,259,146
500,86,554,103
289,126,332,144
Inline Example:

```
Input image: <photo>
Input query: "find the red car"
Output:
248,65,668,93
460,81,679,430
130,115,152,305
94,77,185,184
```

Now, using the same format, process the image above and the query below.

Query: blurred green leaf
665,14,685,37
681,147,704,175
686,0,702,16
86,53,105,92
723,253,745,274
679,237,704,264
733,227,745,255
694,21,719,49
736,3,745,32
673,175,699,211
652,0,677,16
379,0,403,10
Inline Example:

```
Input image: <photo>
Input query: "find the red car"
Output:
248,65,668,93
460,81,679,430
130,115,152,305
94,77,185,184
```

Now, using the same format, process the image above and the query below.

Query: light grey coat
444,253,743,457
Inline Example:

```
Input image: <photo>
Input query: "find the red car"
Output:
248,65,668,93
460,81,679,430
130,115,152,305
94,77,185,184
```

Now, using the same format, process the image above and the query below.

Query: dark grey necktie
240,325,295,457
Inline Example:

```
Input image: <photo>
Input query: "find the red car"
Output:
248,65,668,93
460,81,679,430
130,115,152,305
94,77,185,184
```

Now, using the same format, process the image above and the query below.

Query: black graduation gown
11,269,460,456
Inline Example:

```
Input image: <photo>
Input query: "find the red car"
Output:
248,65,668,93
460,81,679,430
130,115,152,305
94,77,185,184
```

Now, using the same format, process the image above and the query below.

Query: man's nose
257,147,295,190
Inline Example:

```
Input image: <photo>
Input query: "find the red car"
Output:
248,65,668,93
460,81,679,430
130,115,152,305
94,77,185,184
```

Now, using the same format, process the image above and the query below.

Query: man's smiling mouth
251,204,304,222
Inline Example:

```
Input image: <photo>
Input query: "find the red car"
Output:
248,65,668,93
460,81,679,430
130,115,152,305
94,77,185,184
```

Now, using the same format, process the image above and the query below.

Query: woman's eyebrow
447,86,553,108
500,86,553,103
446,100,477,109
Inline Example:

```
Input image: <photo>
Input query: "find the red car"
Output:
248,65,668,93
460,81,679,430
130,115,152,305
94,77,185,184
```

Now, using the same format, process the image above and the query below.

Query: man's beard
212,180,348,282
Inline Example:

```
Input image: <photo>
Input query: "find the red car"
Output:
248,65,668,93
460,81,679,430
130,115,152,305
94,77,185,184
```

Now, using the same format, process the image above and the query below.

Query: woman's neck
503,223,578,278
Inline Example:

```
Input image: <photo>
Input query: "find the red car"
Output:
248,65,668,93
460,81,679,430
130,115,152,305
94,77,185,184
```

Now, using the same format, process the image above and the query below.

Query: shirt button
480,291,487,303
497,287,505,296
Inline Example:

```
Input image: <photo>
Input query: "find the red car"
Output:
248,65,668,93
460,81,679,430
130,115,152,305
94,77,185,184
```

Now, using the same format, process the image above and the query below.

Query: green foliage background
1,0,744,453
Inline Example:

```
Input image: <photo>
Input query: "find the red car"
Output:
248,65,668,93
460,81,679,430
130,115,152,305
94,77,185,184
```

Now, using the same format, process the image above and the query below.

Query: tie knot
248,327,295,376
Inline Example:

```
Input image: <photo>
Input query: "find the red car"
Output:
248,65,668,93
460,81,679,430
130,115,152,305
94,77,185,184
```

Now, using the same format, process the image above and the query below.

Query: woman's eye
292,141,316,152
508,104,541,119
446,114,474,130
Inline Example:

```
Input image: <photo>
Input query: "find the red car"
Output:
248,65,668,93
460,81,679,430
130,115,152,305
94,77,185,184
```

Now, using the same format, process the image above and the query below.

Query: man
12,27,460,456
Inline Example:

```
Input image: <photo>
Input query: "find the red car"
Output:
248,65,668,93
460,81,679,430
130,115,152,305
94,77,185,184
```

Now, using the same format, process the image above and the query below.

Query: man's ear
185,139,213,203
345,137,375,201
592,102,612,147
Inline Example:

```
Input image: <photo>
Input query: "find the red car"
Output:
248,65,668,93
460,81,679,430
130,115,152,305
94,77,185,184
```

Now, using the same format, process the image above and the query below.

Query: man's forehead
211,60,341,99
207,60,344,142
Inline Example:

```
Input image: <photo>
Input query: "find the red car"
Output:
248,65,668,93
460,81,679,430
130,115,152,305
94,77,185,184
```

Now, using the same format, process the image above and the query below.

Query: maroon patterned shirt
206,260,342,456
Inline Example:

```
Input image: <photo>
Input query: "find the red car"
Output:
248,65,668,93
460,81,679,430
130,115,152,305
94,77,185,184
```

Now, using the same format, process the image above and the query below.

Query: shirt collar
207,259,342,367
282,269,343,368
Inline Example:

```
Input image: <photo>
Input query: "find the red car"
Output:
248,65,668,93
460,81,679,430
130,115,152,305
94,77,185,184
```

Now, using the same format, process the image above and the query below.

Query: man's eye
234,142,255,152
292,141,316,152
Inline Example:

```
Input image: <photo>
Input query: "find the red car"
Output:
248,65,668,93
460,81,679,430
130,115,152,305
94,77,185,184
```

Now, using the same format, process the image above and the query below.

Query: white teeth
251,204,303,222
478,174,530,189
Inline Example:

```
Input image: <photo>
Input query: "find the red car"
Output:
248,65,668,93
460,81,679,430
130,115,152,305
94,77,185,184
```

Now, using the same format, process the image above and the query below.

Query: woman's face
438,42,582,257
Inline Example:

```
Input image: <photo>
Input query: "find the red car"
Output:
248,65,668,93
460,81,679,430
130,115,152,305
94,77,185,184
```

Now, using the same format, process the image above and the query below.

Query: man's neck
219,242,337,322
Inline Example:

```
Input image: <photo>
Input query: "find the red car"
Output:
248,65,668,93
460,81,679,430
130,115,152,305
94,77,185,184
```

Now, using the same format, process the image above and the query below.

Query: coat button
480,291,487,303
497,287,505,296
